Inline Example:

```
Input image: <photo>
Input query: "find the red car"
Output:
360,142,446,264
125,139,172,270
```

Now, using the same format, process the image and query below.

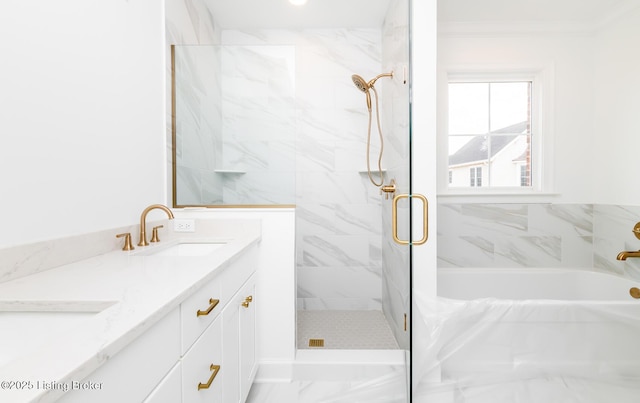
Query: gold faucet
617,250,640,260
138,204,174,246
617,222,640,260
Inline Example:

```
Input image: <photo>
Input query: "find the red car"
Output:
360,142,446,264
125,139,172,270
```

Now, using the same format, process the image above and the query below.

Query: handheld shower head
351,71,394,188
351,72,393,111
352,74,372,110
352,74,369,93
352,71,393,92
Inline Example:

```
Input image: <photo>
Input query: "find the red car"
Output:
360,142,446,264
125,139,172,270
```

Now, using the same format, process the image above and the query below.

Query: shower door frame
408,0,439,400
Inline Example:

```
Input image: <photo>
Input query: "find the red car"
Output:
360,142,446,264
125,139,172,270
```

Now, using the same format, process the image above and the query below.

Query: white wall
593,7,640,205
437,32,595,202
0,0,165,247
173,209,296,374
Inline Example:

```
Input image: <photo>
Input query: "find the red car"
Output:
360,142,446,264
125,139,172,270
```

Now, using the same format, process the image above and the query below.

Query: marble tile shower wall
174,46,224,204
221,29,385,310
219,45,296,204
292,29,384,311
165,0,222,205
169,26,384,308
437,203,640,281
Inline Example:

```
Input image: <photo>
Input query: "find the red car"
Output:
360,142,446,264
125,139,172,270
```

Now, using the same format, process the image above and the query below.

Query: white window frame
438,66,555,200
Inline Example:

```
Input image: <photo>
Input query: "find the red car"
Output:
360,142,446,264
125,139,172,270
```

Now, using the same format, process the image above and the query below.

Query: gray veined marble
495,236,562,268
528,203,593,237
301,235,370,268
437,235,495,268
461,204,529,236
437,203,640,277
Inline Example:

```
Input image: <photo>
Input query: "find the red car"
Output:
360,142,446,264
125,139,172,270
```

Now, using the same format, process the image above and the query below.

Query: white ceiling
438,0,631,25
204,0,636,31
204,0,392,29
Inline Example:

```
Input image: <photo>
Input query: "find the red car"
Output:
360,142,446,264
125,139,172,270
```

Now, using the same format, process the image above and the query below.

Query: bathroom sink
0,301,116,367
141,242,227,257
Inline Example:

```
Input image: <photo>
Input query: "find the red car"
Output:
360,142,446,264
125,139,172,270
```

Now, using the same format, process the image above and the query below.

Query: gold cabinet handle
197,364,220,390
241,295,253,308
392,193,428,246
196,298,220,317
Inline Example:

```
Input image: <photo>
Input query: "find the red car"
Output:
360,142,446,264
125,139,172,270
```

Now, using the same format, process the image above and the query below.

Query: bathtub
437,268,640,301
415,268,640,402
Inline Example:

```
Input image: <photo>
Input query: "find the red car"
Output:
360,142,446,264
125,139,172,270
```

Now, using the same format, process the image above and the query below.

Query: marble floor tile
247,376,407,403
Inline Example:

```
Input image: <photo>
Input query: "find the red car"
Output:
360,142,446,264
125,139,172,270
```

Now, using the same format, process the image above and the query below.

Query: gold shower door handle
392,193,428,245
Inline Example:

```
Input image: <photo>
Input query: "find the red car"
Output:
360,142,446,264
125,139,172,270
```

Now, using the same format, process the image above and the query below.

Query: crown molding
438,21,593,37
438,0,640,37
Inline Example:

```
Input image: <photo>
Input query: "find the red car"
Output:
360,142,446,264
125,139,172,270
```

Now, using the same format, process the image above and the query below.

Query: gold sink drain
308,338,325,347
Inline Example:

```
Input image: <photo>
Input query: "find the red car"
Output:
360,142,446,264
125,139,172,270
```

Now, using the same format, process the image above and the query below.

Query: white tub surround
438,202,640,282
438,268,640,301
413,268,640,402
0,218,261,403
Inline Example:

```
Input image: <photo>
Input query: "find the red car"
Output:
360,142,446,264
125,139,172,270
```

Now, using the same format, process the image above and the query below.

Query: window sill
437,189,561,203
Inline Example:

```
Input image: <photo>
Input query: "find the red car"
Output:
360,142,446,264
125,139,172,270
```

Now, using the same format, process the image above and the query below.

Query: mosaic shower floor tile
297,310,399,350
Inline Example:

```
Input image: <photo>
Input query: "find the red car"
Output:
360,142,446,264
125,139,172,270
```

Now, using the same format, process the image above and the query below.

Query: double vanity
0,217,261,403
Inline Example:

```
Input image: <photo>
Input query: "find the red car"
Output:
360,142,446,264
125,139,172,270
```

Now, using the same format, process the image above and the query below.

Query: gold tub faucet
617,250,640,261
617,222,640,260
138,204,174,246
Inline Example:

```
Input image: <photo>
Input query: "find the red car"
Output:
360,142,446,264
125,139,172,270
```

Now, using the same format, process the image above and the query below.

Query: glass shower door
378,0,418,401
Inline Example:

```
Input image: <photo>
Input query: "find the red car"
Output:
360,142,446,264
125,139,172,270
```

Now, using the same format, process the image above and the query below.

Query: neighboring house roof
448,121,528,166
512,149,528,162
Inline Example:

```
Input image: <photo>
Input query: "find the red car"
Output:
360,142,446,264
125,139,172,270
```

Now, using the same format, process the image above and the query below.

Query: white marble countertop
0,223,261,403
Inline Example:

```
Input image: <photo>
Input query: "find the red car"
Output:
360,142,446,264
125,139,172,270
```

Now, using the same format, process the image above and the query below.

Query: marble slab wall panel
294,29,384,310
173,46,223,205
165,0,221,204
593,204,640,281
380,0,411,349
437,203,594,269
219,45,296,204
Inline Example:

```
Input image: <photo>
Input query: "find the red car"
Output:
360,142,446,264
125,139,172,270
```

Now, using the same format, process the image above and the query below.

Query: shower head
351,72,394,111
352,74,369,93
352,74,372,111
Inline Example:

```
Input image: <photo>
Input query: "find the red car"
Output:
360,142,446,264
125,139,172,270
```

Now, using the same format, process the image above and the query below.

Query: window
520,165,529,187
447,79,535,190
469,166,482,187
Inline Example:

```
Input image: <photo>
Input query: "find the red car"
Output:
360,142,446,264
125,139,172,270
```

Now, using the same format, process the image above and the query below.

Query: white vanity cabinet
142,363,181,403
182,246,257,403
182,315,223,403
58,308,182,403
222,276,257,403
239,279,257,402
57,243,258,403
